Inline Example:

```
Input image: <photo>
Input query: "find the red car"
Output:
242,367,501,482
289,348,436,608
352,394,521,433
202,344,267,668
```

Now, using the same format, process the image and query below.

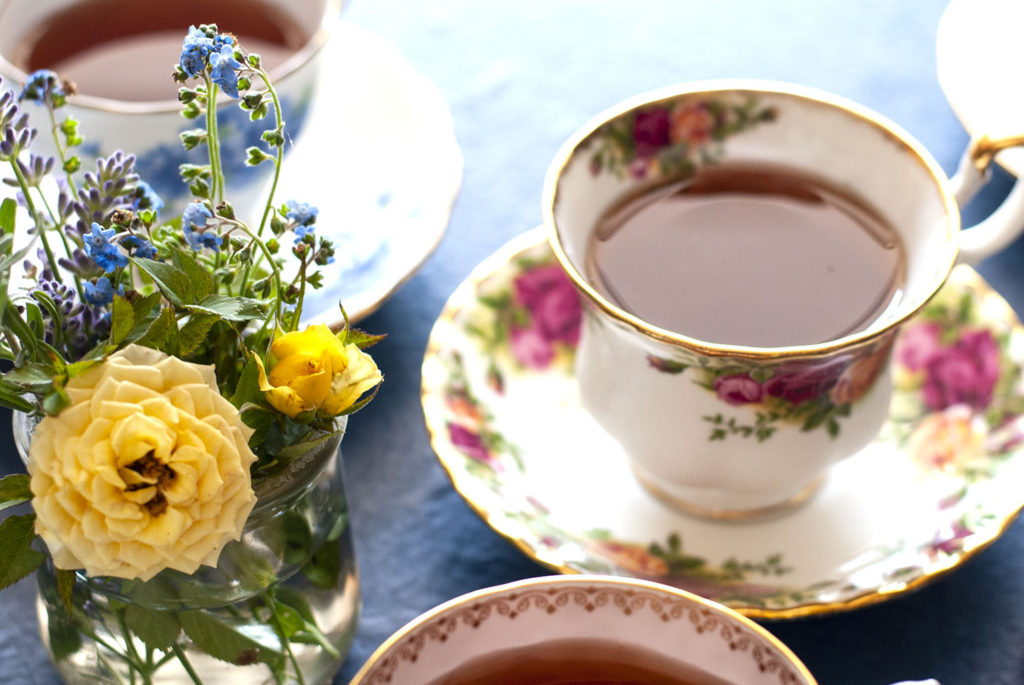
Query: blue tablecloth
3,1,1024,683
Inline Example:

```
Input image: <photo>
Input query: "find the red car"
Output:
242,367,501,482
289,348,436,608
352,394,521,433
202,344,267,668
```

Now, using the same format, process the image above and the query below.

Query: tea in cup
348,575,817,684
544,80,1024,519
0,0,339,213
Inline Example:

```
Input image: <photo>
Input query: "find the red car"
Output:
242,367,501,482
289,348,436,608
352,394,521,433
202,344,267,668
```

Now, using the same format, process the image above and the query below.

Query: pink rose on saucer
447,423,493,464
509,264,581,369
895,322,943,371
921,329,1000,410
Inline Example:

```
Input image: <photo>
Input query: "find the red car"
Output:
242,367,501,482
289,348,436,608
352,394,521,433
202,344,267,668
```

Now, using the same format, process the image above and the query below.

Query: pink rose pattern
588,96,777,180
508,263,582,370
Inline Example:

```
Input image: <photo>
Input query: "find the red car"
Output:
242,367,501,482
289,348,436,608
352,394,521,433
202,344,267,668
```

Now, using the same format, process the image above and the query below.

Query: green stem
9,161,62,284
255,68,285,240
171,643,205,685
230,219,284,324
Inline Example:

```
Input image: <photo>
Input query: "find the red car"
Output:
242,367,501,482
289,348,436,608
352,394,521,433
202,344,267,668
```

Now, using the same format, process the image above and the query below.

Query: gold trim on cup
348,575,819,685
542,79,961,362
0,0,343,113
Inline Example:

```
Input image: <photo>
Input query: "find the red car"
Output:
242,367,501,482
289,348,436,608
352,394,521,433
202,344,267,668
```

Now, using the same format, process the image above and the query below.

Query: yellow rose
256,324,382,419
28,345,257,581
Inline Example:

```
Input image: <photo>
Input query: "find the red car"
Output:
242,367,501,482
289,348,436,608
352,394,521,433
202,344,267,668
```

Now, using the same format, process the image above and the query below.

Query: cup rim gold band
542,78,960,361
347,574,819,685
0,0,343,114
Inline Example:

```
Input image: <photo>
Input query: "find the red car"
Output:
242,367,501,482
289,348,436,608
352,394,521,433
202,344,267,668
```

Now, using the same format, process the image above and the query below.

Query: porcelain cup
0,0,340,216
544,80,1024,520
348,575,817,685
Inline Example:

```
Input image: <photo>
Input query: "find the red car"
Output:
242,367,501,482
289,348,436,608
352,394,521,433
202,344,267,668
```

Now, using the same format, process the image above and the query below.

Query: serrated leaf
133,258,194,307
0,474,31,512
42,386,70,416
109,295,135,345
342,328,386,350
135,307,178,353
0,514,45,590
179,610,282,666
189,294,267,322
171,250,215,301
178,312,220,356
125,604,181,650
130,291,163,319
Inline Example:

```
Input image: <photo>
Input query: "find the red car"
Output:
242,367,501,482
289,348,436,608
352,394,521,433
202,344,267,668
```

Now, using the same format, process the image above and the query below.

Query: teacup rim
347,573,818,685
542,78,961,360
0,0,342,114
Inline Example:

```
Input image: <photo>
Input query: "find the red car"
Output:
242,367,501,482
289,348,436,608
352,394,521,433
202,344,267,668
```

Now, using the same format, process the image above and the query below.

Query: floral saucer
421,228,1024,619
278,22,462,324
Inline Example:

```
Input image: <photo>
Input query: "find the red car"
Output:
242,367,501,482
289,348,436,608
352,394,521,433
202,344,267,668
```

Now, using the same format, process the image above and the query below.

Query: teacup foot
630,467,825,522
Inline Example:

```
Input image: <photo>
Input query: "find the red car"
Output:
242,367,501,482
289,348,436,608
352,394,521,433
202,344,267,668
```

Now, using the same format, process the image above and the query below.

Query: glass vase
14,411,360,685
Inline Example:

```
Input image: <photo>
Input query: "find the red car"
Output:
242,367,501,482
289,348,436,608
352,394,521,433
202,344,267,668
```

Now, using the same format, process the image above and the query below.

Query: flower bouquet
0,24,382,685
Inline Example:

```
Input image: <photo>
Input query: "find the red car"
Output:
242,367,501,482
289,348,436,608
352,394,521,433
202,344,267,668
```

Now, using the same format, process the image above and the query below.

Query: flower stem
171,643,205,685
254,68,285,240
9,160,61,284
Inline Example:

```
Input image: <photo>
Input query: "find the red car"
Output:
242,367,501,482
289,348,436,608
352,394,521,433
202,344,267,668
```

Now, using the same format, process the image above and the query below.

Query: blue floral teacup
0,0,340,217
544,80,1024,519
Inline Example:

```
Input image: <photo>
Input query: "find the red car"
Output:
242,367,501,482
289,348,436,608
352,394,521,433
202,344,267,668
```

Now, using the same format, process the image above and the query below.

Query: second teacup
544,80,1020,519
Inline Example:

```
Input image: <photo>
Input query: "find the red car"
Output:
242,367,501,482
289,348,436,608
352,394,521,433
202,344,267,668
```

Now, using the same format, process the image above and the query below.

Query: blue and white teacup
0,0,340,216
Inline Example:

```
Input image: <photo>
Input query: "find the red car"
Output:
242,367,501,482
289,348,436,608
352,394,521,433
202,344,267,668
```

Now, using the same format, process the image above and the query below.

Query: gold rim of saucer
0,0,343,114
542,79,960,362
348,575,819,685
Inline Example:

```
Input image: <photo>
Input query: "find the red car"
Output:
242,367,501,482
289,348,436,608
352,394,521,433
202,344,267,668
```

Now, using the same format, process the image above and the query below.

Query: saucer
421,228,1024,619
278,22,462,324
937,0,1024,177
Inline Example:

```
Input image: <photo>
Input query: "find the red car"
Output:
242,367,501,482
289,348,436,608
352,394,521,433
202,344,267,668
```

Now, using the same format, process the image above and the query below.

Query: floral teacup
0,0,340,216
544,80,1024,519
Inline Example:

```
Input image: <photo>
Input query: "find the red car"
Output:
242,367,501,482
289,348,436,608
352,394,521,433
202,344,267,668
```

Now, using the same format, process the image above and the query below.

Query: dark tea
424,637,737,685
587,163,907,348
13,0,308,101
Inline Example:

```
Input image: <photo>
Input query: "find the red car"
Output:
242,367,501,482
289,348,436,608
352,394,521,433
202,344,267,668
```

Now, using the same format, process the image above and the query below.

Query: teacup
543,80,1024,519
0,0,340,215
348,575,817,684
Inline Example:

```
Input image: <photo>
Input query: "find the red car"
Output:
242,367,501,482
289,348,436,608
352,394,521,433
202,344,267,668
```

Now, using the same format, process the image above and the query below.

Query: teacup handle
950,134,1024,265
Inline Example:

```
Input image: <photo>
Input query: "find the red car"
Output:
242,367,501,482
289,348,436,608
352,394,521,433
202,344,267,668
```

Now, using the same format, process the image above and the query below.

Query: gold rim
0,0,343,113
420,228,1024,620
542,78,960,362
348,574,818,684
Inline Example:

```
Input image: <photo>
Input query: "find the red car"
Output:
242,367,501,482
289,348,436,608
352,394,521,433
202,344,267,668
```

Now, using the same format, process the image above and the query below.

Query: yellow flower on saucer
28,345,257,581
255,324,382,419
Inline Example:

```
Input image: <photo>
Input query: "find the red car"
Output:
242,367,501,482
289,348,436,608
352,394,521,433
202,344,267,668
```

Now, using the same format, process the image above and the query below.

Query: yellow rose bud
28,345,257,581
256,324,382,419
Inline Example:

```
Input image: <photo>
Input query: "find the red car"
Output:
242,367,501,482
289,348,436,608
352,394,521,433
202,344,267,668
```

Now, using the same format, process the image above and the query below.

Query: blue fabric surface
3,1,1024,684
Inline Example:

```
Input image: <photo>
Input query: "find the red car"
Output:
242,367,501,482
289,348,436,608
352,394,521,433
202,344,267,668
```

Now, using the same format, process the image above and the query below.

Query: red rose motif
713,374,764,405
764,359,846,405
509,264,582,368
447,423,492,463
632,108,671,158
895,322,943,371
922,329,1000,410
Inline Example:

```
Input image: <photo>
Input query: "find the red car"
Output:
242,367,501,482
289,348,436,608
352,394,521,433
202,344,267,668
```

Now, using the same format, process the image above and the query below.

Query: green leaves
179,610,282,666
0,474,31,512
125,605,182,650
0,514,45,590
